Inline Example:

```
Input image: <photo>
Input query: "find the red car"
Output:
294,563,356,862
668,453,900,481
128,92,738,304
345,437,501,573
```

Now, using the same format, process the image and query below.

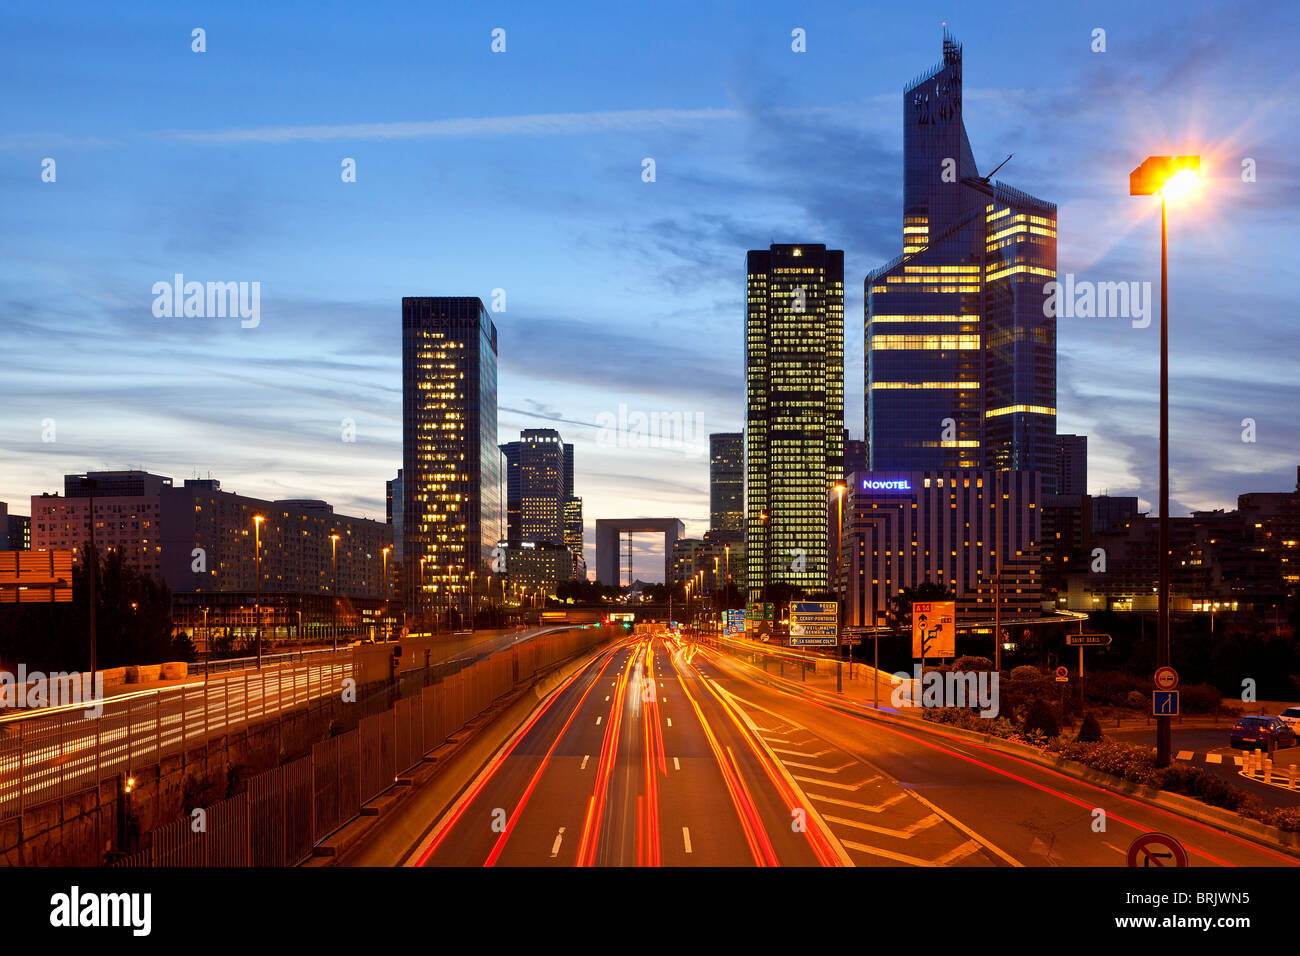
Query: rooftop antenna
981,154,1014,184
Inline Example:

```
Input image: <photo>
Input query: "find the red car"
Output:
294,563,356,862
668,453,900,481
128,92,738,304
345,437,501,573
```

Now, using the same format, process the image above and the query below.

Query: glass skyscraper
709,432,744,536
866,33,1058,490
402,297,500,623
745,244,844,600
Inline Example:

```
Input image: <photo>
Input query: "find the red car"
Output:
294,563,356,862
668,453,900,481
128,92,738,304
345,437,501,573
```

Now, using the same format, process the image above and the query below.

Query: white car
1278,706,1300,733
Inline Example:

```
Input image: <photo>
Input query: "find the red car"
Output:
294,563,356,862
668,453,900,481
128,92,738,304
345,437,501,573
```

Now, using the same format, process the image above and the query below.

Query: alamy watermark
595,404,706,458
152,274,260,328
891,666,999,718
1043,274,1152,328
0,666,104,718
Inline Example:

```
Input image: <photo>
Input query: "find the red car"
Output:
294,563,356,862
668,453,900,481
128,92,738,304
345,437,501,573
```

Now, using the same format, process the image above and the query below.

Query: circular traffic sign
1127,832,1188,868
1154,666,1179,691
1055,666,1068,679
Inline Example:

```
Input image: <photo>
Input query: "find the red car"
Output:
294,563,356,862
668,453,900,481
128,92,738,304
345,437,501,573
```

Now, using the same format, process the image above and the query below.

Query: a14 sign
912,601,955,659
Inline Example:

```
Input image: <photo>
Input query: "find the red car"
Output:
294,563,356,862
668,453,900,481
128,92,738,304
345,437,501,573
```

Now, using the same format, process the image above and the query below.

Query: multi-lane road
407,632,1299,867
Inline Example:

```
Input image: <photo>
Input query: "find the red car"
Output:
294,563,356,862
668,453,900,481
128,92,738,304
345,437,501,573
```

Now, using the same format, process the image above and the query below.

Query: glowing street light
1130,153,1201,769
253,514,265,668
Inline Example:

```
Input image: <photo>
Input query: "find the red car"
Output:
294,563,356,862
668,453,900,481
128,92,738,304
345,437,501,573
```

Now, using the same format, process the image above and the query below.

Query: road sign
791,601,837,644
725,609,744,636
1126,832,1188,868
1154,666,1179,691
1153,690,1179,716
1066,633,1112,646
911,601,955,658
1055,666,1069,683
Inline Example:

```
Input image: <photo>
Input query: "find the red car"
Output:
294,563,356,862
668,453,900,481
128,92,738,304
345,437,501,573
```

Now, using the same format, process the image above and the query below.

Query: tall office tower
745,244,845,600
499,428,566,546
402,297,500,621
563,496,585,579
866,33,1058,490
709,432,744,536
386,469,404,555
1055,434,1087,495
843,433,868,478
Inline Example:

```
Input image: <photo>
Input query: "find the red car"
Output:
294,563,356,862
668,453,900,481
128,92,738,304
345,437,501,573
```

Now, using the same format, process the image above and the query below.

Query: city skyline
3,2,1298,583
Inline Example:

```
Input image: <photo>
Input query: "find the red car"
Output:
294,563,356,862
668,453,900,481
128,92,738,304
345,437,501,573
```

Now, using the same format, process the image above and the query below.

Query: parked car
1277,706,1300,734
1230,715,1297,751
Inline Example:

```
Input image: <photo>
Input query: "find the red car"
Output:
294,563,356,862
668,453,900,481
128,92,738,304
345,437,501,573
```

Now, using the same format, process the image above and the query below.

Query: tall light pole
330,533,340,652
993,469,1002,673
724,542,731,610
253,514,265,668
80,477,98,683
419,556,427,633
381,545,392,639
1131,153,1201,769
834,480,846,658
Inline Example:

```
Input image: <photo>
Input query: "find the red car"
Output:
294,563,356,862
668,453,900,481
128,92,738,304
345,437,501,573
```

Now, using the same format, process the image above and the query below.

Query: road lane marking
809,792,903,813
934,839,981,865
792,775,872,791
841,839,934,866
1103,841,1126,855
904,788,1023,867
682,827,693,854
822,812,941,839
666,718,672,727
1205,754,1222,764
550,827,566,858
596,716,602,725
605,696,610,701
673,757,680,771
1177,750,1193,760
781,759,856,773
771,746,832,758
581,754,589,770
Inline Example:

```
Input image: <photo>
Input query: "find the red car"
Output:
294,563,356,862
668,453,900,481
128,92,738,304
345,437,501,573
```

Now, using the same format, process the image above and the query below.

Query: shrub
1009,665,1042,682
1084,670,1149,708
1051,739,1160,785
951,655,995,672
1125,690,1147,709
1022,698,1060,739
1156,764,1252,812
922,707,1017,739
1179,682,1222,713
1076,712,1103,742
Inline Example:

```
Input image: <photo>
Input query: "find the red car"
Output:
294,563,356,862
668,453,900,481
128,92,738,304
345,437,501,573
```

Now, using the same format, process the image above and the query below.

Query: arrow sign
1066,633,1112,646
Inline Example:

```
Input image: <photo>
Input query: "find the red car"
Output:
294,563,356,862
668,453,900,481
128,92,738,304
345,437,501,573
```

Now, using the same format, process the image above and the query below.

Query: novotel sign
862,479,912,491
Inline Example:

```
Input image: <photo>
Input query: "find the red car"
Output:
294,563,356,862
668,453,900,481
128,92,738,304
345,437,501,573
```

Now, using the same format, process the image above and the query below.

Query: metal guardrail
109,626,610,866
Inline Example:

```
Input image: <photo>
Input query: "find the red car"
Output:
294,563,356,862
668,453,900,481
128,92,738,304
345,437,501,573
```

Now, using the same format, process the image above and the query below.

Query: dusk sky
3,0,1297,579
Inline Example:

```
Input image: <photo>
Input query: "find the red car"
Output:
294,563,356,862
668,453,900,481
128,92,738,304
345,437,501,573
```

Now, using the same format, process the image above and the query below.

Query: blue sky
2,0,1297,579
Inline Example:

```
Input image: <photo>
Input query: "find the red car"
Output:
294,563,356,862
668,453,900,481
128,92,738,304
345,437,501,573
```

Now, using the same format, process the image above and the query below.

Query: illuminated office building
563,496,585,580
500,429,566,546
866,33,1058,491
402,297,500,624
745,243,845,599
709,432,744,536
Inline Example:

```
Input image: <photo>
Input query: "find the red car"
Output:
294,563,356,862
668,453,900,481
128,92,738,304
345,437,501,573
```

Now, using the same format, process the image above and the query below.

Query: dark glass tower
499,428,566,546
866,33,1058,490
746,244,845,600
709,432,744,535
402,297,500,621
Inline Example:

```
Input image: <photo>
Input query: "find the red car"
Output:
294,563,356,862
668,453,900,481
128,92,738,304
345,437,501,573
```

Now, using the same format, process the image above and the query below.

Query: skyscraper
563,496,585,580
402,297,500,623
709,432,744,536
500,428,566,546
1055,434,1088,496
745,244,845,600
866,33,1057,490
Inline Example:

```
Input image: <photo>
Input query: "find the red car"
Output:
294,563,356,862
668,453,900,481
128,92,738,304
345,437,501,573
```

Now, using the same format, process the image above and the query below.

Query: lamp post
253,514,265,668
80,477,98,684
419,556,427,633
1130,154,1200,769
469,569,476,632
834,480,846,657
381,545,392,640
724,542,731,610
330,533,340,652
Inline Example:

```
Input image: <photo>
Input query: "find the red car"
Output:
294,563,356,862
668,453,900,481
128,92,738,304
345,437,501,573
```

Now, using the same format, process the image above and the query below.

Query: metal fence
0,651,358,823
110,626,605,866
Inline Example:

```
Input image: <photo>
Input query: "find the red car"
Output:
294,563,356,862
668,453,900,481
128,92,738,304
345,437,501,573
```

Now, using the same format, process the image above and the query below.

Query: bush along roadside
922,706,1300,834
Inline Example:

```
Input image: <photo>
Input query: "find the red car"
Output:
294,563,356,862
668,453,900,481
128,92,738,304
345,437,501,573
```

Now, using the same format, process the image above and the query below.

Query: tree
885,582,955,635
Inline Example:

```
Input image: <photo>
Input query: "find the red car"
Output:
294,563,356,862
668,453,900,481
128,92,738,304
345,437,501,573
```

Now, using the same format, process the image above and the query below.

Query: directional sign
791,601,838,643
1126,832,1188,868
911,601,955,658
1066,633,1112,647
1154,666,1179,691
1055,666,1069,683
1153,690,1179,716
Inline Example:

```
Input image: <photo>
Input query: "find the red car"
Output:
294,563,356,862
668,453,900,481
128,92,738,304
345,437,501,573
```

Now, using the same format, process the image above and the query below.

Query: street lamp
419,556,427,632
330,533,340,651
834,480,847,658
1130,153,1201,769
253,514,265,668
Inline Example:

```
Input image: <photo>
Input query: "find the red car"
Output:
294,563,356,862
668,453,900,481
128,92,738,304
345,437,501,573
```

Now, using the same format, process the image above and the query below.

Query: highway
0,626,571,821
406,632,1300,867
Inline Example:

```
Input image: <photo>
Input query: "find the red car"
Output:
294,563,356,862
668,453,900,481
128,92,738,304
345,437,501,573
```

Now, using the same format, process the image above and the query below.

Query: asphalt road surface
408,634,1299,867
